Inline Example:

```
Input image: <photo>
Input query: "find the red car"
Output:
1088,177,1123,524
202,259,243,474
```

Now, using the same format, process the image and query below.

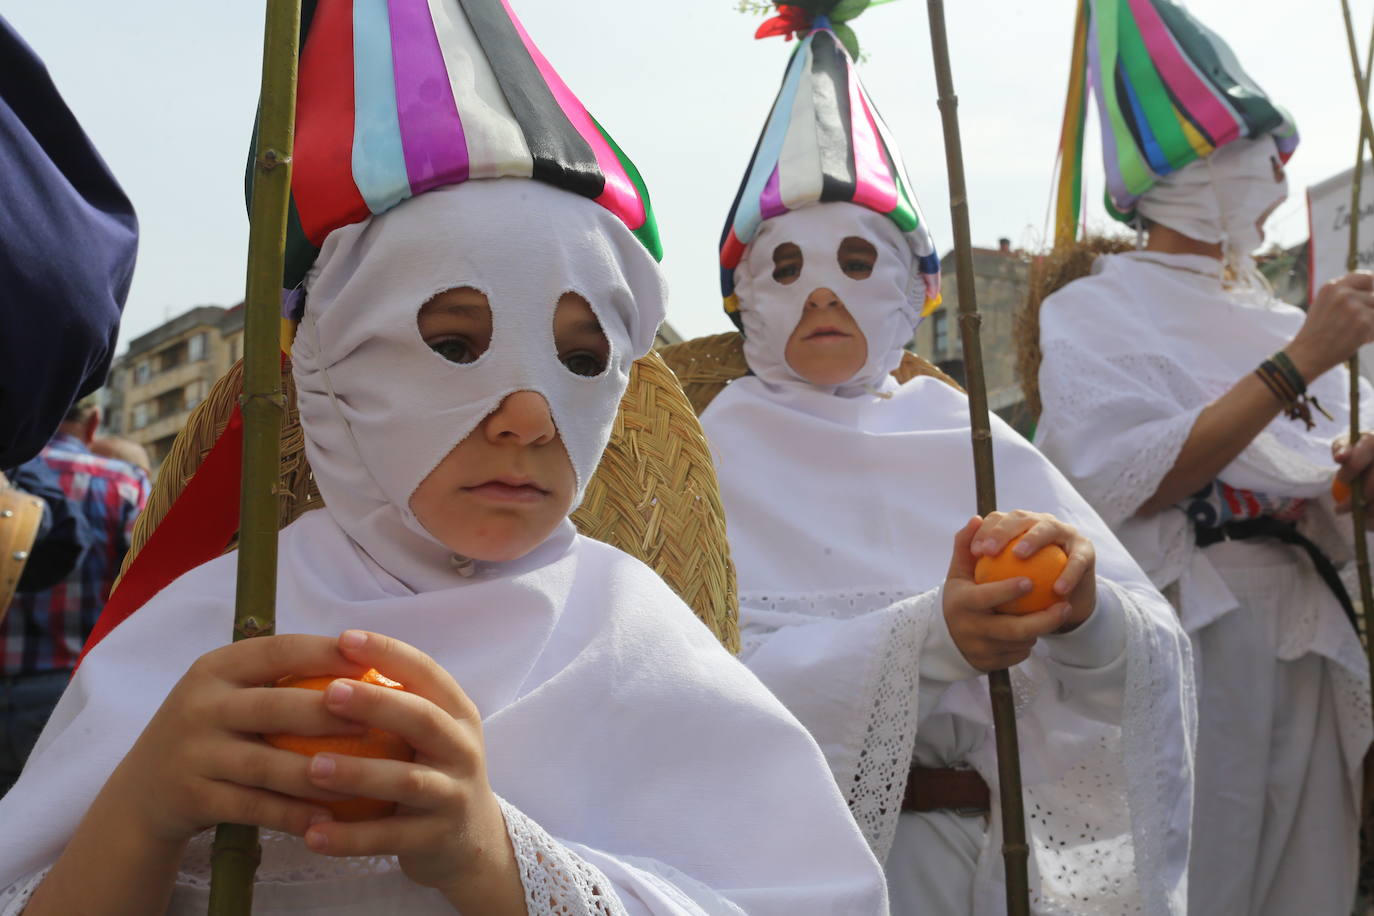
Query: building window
185,380,207,411
133,403,149,429
135,362,151,385
932,311,949,356
188,332,207,362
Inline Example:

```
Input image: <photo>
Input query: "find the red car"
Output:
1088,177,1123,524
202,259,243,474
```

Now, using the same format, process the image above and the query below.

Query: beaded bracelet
1255,352,1333,430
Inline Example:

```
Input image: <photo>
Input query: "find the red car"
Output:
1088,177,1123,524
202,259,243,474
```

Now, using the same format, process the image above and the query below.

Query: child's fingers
323,677,481,766
976,604,1069,644
305,811,449,858
1010,518,1073,558
1054,538,1095,596
198,779,335,838
971,510,1038,557
218,686,369,738
201,634,363,688
336,630,479,724
957,577,1033,613
945,516,983,581
306,753,465,813
201,742,352,802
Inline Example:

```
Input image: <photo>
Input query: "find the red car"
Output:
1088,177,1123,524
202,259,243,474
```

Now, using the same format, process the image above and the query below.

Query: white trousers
1189,540,1357,916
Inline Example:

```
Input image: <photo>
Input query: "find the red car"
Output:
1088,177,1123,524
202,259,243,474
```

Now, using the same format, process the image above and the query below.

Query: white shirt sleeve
1041,577,1130,723
916,586,982,727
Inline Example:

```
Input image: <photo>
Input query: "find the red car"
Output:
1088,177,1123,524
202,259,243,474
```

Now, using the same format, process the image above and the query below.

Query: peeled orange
973,533,1070,615
264,668,414,822
1333,476,1352,504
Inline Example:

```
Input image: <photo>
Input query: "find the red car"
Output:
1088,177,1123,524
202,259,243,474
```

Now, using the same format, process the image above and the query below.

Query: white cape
1035,251,1370,766
701,373,1195,915
0,510,887,915
1035,251,1374,913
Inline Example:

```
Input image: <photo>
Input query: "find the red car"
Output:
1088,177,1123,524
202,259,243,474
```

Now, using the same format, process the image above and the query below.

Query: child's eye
561,350,606,378
428,337,479,364
772,264,800,283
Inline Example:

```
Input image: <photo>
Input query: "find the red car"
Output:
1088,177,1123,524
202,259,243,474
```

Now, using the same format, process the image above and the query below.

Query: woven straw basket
119,351,739,653
658,331,962,416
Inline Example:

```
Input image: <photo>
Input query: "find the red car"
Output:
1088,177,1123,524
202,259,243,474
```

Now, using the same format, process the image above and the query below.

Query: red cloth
76,408,245,668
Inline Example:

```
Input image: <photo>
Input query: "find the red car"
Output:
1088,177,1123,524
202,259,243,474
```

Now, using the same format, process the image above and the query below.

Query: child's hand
300,631,522,910
943,513,1097,671
104,634,368,846
971,510,1097,629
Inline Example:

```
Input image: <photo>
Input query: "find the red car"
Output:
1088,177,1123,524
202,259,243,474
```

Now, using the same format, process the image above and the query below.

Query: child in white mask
0,4,889,914
700,8,1193,914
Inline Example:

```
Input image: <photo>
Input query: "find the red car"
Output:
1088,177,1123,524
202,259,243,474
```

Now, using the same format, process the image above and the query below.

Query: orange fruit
264,668,414,822
1333,476,1352,504
973,533,1070,615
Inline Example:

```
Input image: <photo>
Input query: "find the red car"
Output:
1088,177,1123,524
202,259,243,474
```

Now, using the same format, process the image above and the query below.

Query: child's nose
805,287,842,310
484,390,556,446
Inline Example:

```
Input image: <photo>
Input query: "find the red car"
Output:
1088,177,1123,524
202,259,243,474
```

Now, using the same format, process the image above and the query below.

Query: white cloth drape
1035,250,1373,915
701,373,1195,915
0,511,888,915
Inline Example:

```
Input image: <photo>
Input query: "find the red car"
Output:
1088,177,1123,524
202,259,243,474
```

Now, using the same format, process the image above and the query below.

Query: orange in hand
973,533,1069,615
264,668,414,822
1333,476,1352,504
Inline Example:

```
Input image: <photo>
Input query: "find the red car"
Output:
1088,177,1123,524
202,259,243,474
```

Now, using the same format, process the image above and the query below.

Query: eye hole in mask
418,286,493,365
837,236,877,280
553,291,610,378
772,242,803,285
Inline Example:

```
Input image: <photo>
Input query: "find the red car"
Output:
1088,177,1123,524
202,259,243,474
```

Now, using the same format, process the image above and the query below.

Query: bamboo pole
1339,0,1374,897
205,0,301,913
924,3,1029,913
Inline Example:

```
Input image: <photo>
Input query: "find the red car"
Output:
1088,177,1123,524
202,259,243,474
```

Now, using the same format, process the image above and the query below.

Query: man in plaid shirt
0,400,149,793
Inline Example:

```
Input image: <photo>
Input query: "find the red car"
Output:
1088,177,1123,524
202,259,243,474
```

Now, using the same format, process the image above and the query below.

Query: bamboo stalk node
236,616,273,640
240,392,288,410
256,149,290,171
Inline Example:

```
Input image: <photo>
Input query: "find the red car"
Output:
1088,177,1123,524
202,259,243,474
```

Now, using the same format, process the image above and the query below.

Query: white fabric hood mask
734,203,922,397
1137,137,1288,283
293,179,665,593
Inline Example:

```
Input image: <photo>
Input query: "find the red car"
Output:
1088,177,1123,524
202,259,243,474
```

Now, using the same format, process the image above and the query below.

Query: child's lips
462,478,550,503
803,326,851,340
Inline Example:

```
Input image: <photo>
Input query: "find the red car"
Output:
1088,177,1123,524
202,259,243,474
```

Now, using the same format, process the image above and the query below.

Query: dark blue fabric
0,17,138,467
6,457,91,592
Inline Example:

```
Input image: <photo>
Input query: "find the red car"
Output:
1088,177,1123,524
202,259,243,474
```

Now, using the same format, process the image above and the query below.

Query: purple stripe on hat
1088,15,1131,212
387,0,469,194
760,165,787,221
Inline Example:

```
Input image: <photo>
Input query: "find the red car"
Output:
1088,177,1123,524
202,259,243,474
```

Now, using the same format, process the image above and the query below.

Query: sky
8,0,1373,352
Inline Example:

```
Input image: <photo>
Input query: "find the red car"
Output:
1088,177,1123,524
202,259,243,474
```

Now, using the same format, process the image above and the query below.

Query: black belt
1194,517,1359,633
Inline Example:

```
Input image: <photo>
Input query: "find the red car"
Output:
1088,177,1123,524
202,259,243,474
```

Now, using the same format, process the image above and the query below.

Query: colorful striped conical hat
1053,0,1298,246
262,0,661,290
720,5,941,325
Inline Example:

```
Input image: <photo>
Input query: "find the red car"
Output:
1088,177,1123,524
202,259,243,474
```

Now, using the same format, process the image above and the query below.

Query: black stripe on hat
809,30,857,204
458,0,604,199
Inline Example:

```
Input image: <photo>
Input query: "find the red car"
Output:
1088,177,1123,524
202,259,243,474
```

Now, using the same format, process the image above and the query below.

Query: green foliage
833,22,859,58
735,0,899,59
